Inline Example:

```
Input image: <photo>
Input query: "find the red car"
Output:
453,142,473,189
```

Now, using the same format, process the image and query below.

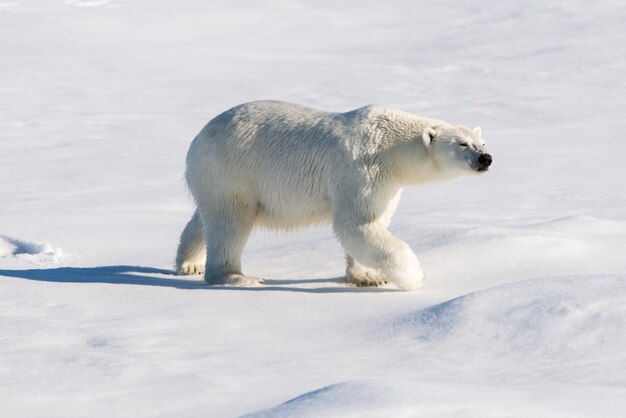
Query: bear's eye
459,142,468,147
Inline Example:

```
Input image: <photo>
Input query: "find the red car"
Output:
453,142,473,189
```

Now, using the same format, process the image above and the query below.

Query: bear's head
422,124,492,178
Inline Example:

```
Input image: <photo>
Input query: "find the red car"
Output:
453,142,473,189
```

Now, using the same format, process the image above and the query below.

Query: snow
1,0,626,416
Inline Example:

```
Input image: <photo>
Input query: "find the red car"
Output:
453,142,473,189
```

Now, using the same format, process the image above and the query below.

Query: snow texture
1,0,626,417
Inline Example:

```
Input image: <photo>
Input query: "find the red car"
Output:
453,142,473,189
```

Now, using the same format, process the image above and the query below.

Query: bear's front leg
334,214,425,291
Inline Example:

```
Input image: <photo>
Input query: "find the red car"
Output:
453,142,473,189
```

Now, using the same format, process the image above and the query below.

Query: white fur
176,100,489,290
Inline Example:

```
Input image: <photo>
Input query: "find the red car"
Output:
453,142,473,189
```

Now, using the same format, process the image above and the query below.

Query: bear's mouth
475,166,489,172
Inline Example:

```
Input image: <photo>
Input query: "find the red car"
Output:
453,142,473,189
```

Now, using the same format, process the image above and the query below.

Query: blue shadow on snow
0,265,397,293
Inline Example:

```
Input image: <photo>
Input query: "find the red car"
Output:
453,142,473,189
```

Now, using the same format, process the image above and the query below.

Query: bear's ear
473,126,482,137
422,128,437,146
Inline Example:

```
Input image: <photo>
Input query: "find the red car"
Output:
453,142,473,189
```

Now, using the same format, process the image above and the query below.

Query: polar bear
176,101,492,290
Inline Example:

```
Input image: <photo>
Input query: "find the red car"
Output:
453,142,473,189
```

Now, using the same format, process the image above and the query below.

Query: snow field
2,0,626,416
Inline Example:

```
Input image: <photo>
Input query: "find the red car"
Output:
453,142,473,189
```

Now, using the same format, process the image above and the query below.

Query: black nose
478,153,492,168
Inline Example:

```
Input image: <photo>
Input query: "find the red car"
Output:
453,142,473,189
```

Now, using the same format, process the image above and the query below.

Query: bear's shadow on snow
0,266,397,293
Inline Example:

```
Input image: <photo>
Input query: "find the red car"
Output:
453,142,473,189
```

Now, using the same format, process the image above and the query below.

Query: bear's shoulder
343,105,435,125
341,106,444,138
342,104,386,118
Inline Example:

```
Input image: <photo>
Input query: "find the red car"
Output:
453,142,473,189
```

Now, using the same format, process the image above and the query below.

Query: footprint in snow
0,236,66,266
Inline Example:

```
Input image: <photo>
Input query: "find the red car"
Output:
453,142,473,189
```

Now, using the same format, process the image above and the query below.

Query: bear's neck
384,125,448,185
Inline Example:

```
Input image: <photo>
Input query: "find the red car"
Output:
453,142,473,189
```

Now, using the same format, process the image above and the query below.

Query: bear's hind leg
200,197,263,286
345,255,387,287
176,210,207,275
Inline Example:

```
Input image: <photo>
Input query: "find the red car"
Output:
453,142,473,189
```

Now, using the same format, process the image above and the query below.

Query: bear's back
196,101,362,173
